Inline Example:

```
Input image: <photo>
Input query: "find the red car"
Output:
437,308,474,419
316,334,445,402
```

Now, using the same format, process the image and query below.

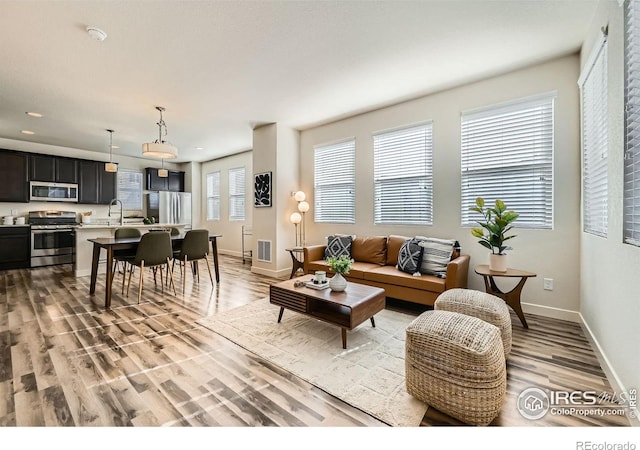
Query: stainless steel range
29,211,78,267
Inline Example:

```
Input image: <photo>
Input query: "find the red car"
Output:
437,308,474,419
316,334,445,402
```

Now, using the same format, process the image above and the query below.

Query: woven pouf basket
405,310,506,426
435,288,512,359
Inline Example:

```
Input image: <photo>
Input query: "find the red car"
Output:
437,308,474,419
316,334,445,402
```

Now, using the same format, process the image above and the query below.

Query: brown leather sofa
303,235,470,306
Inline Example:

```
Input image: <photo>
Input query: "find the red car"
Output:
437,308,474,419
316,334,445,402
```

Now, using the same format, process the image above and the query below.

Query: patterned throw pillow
397,238,424,275
418,238,459,278
324,235,353,259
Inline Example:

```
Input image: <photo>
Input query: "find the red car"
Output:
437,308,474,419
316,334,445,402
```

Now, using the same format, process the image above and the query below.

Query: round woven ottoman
405,310,506,426
435,288,512,359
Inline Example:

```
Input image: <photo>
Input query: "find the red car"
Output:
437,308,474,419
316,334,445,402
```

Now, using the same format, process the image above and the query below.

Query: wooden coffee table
269,275,386,349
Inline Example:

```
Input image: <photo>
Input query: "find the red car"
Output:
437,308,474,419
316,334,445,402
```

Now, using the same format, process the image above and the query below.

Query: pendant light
158,159,168,178
142,106,178,159
105,129,118,173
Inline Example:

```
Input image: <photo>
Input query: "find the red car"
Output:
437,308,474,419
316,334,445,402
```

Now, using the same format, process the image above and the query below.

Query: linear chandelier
142,106,178,159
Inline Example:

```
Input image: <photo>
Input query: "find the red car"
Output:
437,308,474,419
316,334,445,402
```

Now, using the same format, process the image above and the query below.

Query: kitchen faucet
108,199,123,226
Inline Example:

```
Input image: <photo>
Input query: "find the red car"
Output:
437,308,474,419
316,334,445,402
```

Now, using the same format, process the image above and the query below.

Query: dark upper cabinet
0,149,29,202
99,170,117,204
78,160,99,204
146,167,184,192
56,158,78,183
30,155,78,183
146,167,167,191
78,160,117,205
168,170,185,192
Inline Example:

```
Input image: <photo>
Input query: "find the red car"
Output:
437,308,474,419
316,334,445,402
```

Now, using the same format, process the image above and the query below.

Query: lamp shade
142,142,178,159
158,168,169,177
297,201,310,213
104,162,118,173
289,212,302,224
294,191,306,202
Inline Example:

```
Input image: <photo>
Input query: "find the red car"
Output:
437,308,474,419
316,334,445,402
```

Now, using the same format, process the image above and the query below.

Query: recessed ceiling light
26,112,43,118
86,26,107,42
196,147,204,150
111,145,120,149
21,130,35,135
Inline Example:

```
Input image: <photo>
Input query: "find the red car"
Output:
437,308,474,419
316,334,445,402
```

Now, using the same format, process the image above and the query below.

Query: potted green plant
470,197,519,272
326,254,352,292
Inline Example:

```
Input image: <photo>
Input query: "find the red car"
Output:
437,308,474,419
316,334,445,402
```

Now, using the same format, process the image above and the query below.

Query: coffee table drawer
270,285,307,313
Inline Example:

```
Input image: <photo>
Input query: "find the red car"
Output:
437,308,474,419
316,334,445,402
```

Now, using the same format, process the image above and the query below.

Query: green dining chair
112,227,142,294
126,231,176,303
173,229,213,294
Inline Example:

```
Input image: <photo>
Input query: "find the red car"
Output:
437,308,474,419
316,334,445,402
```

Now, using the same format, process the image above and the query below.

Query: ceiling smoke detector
86,26,107,42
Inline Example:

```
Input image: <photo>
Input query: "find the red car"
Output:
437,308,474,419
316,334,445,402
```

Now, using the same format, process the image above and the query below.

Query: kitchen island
74,223,188,277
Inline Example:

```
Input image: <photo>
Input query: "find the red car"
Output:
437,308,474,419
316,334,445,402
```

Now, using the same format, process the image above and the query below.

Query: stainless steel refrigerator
147,192,192,229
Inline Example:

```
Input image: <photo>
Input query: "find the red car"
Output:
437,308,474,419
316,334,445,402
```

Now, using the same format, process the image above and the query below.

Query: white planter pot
329,273,347,292
489,253,508,272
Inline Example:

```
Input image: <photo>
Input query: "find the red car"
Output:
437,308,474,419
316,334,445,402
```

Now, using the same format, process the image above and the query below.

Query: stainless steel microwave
29,181,79,202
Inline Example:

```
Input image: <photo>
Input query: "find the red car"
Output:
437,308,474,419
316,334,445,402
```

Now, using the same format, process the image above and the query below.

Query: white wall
300,55,582,320
0,137,182,219
580,0,640,415
199,151,253,256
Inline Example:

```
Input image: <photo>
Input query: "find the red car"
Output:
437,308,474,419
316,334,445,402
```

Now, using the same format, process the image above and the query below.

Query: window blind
117,169,143,211
373,122,433,225
461,93,555,229
314,139,355,223
229,167,245,221
206,171,220,221
624,0,640,246
580,35,608,237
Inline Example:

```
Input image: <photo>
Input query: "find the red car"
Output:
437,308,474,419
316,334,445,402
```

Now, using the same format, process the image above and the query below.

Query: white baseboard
521,301,581,323
579,314,640,427
250,265,289,279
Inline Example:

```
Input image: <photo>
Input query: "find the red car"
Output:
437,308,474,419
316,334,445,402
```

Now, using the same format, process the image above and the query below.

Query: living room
0,0,638,446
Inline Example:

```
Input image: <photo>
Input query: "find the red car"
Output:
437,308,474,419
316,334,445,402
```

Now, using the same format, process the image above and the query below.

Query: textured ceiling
0,1,598,163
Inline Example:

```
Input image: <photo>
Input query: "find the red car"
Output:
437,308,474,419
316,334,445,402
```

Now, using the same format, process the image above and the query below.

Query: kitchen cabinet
30,154,78,183
146,167,185,192
0,226,30,270
78,160,116,205
0,149,29,202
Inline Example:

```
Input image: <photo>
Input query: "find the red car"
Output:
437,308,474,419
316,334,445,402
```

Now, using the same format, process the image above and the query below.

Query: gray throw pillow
397,238,424,275
418,238,458,278
324,235,353,259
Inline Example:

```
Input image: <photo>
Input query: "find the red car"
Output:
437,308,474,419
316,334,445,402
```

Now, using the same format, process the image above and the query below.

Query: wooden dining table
88,233,222,309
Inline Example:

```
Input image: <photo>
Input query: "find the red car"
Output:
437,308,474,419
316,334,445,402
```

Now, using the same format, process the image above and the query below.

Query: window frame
313,138,356,224
116,168,143,212
460,92,556,230
229,166,246,222
373,121,433,225
206,171,221,221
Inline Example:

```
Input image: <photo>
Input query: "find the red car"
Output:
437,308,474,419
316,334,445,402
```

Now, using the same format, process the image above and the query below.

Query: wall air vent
257,240,272,262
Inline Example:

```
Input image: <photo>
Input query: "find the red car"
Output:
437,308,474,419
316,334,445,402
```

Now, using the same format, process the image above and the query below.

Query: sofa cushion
386,235,410,266
305,259,378,280
418,238,458,278
365,265,446,292
324,235,352,259
351,235,387,265
397,238,423,275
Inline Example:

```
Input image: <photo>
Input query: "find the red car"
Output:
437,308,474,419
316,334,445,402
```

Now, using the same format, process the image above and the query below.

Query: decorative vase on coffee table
329,273,347,292
489,253,508,272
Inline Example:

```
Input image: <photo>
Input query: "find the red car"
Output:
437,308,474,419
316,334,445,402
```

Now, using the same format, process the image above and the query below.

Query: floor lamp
290,212,302,247
297,200,309,247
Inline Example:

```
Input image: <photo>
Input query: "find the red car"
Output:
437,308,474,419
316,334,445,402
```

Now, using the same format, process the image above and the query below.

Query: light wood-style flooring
0,255,630,427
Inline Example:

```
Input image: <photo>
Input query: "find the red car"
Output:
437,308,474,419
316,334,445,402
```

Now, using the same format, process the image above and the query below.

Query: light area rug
196,297,428,427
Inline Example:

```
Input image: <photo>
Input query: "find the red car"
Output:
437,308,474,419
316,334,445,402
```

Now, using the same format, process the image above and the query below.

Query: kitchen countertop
76,223,189,230
0,224,30,228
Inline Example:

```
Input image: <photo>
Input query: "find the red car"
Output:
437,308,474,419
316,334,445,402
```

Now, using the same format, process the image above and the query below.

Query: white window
314,139,356,223
460,93,555,229
373,122,433,225
624,0,640,246
579,34,608,237
117,169,143,211
206,171,220,221
229,167,245,221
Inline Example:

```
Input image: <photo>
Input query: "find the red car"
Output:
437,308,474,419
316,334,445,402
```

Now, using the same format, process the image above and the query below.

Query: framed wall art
254,171,272,207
